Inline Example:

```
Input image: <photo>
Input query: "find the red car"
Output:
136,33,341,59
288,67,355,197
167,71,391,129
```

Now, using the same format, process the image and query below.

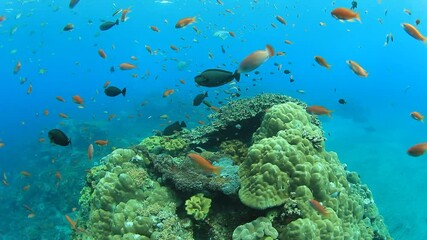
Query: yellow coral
185,193,211,221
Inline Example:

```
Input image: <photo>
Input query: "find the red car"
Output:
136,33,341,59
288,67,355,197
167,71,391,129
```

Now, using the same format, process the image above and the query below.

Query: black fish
163,121,186,136
69,0,80,9
48,129,71,146
110,66,115,73
105,86,126,97
193,92,208,106
338,98,347,104
284,69,291,74
100,19,119,31
195,69,240,87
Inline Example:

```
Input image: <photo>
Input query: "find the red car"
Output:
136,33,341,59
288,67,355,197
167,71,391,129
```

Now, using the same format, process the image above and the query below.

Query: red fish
309,199,329,216
13,61,21,74
72,95,84,105
187,153,222,175
410,112,424,123
175,17,196,28
306,106,332,117
94,140,108,146
98,49,107,59
407,143,427,157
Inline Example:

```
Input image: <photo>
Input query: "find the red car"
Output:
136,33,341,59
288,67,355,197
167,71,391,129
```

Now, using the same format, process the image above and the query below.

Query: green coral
232,217,278,240
75,148,193,240
185,193,211,221
238,102,392,239
139,136,188,155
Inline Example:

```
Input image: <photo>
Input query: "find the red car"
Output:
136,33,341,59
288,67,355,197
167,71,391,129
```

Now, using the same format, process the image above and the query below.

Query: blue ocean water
0,0,426,239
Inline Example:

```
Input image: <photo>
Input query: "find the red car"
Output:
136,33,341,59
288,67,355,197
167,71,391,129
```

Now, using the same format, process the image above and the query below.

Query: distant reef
72,93,393,240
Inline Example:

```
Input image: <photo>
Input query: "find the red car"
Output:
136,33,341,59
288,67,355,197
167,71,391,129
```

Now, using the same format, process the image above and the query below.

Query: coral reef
182,93,306,146
185,193,212,221
232,217,279,240
73,94,392,240
74,148,193,240
238,102,391,239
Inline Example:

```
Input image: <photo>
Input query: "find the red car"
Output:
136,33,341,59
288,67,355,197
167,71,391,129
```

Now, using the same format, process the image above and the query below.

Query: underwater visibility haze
0,0,426,239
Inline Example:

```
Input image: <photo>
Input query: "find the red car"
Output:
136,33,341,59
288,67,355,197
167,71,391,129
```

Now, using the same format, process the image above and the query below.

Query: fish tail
122,88,127,96
115,19,119,25
265,44,275,57
213,166,223,176
233,70,241,82
356,13,362,23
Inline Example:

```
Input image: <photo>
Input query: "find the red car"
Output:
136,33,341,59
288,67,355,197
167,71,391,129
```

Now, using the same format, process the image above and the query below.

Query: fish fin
122,88,127,96
265,44,275,57
423,37,427,45
356,13,362,23
115,19,119,25
213,166,223,176
233,70,241,82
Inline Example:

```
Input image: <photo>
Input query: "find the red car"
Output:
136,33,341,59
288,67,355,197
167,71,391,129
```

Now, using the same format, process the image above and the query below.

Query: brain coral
238,102,392,239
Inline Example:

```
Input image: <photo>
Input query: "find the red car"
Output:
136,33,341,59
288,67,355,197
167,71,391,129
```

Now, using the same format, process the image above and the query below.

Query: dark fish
63,23,74,31
105,86,126,97
163,121,186,136
195,69,240,87
110,66,115,73
338,98,347,104
284,69,291,74
69,0,80,9
48,129,71,146
221,45,226,54
100,19,119,31
193,92,208,106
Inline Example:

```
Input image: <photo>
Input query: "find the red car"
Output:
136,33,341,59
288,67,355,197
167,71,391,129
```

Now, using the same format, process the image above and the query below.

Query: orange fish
13,61,21,74
187,153,222,175
0,142,5,148
59,113,69,119
98,49,107,59
309,199,329,216
306,106,332,117
56,96,65,102
121,8,131,22
150,26,160,32
88,144,94,160
402,23,427,44
175,17,196,28
20,171,31,177
119,63,136,70
407,143,427,157
163,89,174,98
103,80,111,88
314,56,331,69
72,95,84,105
0,16,6,22
238,44,275,73
275,15,287,25
38,137,45,143
26,84,33,95
22,185,31,191
65,215,77,230
43,109,49,116
346,60,368,78
108,114,116,121
229,31,236,37
27,213,36,218
410,112,424,122
284,40,293,45
55,171,62,181
179,79,186,84
94,140,108,146
331,7,361,22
